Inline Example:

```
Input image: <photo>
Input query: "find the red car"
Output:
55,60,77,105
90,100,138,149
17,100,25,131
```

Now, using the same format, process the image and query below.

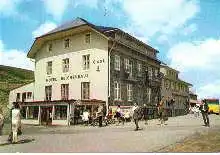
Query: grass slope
0,65,34,120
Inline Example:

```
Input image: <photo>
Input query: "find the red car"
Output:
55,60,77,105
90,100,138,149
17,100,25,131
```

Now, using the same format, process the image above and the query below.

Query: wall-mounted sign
61,74,88,80
46,78,57,82
93,58,105,64
46,74,88,82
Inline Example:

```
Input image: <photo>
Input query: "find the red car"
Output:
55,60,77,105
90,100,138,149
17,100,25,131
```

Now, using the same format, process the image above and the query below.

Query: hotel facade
9,17,162,125
160,64,192,117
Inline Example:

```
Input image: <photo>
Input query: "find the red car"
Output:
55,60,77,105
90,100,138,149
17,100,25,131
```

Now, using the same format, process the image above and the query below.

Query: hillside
0,65,34,120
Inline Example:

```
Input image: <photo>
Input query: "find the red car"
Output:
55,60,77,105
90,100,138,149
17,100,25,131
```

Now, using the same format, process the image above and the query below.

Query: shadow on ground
0,139,35,147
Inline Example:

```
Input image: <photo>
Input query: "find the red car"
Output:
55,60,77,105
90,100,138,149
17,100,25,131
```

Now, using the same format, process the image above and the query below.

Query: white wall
34,30,109,103
9,82,34,107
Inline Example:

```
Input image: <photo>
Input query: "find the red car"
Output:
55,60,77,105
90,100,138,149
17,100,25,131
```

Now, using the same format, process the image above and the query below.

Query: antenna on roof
103,0,108,17
104,7,108,16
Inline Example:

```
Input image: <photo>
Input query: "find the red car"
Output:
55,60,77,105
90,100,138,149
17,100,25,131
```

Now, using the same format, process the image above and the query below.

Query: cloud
198,80,220,98
167,38,220,98
118,0,199,42
74,0,98,8
167,39,220,72
182,23,197,36
32,21,57,38
42,0,69,20
0,0,22,17
0,40,34,70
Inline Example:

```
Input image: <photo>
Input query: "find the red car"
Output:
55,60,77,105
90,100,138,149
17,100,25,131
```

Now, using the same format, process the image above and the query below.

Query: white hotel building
9,17,162,125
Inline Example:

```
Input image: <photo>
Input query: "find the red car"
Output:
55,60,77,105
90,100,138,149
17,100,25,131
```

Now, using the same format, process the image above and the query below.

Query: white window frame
45,85,52,101
61,84,69,100
64,38,70,48
124,58,129,72
128,60,133,77
148,66,152,79
47,61,52,75
114,55,120,71
114,81,121,100
81,82,90,99
62,58,69,73
137,63,142,76
155,68,158,78
82,54,90,70
147,88,151,103
127,84,133,101
27,92,32,99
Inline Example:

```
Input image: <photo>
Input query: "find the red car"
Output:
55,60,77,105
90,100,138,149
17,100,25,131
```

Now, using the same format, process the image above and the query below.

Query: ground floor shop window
54,105,67,120
20,106,26,119
27,106,39,119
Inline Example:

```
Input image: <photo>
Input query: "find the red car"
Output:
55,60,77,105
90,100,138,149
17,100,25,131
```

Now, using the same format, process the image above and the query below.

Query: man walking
199,99,210,127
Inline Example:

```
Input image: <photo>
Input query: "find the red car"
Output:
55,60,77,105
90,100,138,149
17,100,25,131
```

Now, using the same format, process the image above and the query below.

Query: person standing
132,103,141,131
0,108,4,136
11,103,21,143
158,97,167,126
199,100,210,127
97,105,104,127
83,109,90,126
143,104,148,125
116,105,122,125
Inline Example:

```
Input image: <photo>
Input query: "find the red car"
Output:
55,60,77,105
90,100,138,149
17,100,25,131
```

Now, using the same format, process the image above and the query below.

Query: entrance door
41,106,52,125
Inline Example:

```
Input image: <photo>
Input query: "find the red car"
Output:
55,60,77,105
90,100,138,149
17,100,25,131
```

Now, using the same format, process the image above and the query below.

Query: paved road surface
0,114,220,152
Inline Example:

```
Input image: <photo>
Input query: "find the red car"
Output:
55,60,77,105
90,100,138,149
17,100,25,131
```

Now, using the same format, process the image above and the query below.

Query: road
0,114,220,153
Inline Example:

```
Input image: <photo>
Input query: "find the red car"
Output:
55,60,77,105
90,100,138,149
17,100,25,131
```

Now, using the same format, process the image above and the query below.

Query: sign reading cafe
46,73,88,82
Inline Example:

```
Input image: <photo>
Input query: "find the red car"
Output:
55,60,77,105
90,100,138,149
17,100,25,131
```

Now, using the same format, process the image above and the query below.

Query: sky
0,0,220,99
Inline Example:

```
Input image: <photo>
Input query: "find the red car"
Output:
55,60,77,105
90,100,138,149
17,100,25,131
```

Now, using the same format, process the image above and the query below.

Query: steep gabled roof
41,17,88,38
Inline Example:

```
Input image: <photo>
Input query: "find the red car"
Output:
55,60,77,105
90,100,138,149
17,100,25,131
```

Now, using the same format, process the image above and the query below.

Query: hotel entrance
41,106,52,125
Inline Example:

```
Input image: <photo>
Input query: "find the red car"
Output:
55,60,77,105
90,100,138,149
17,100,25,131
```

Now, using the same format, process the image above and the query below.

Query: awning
190,99,199,104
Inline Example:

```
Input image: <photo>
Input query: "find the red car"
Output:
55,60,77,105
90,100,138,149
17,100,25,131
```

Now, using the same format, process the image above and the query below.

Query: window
165,80,169,89
155,69,158,78
81,82,90,99
127,84,133,101
85,33,91,43
62,58,69,73
61,84,69,100
124,59,133,76
82,54,90,70
20,106,26,119
124,58,129,72
22,92,26,102
48,43,52,52
45,85,52,101
64,38,70,48
137,63,142,76
114,81,121,100
16,93,20,102
114,55,120,71
148,67,152,79
54,105,67,120
27,92,32,99
147,88,151,103
47,61,52,75
27,106,39,120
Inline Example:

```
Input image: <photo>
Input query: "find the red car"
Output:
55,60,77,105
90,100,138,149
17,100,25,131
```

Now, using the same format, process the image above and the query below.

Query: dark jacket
199,103,209,113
